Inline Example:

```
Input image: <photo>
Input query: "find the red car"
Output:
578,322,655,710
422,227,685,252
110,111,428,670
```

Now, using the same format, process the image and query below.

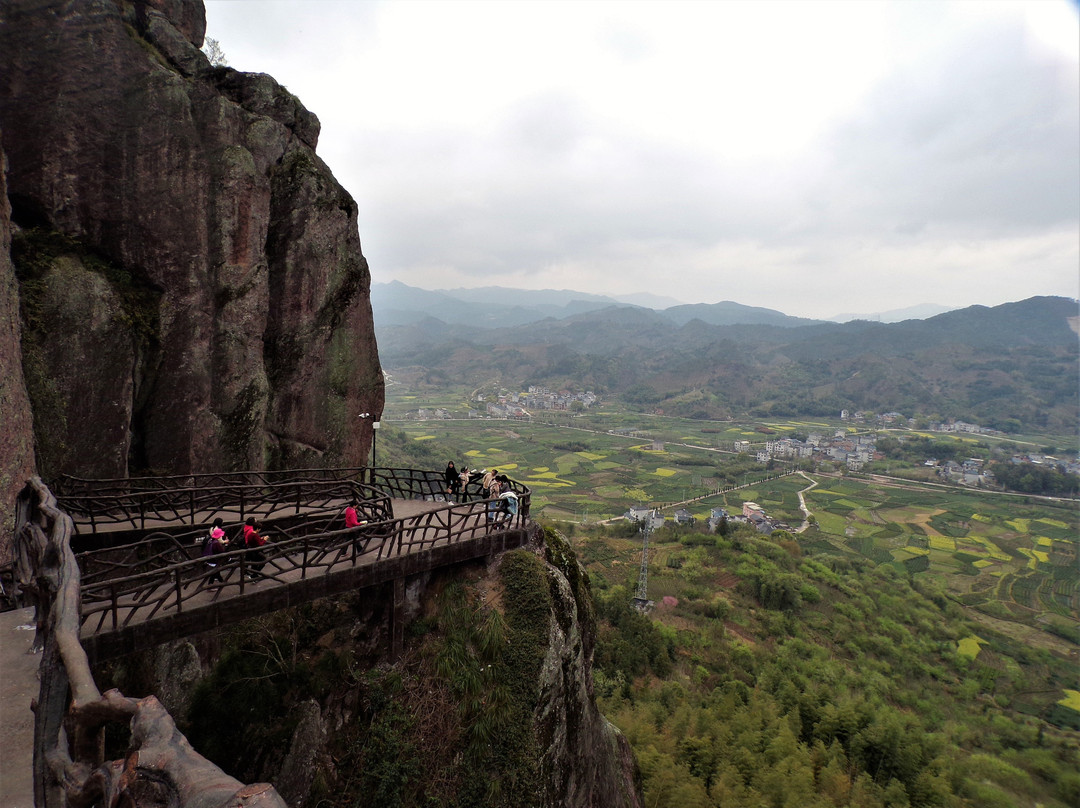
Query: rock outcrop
0,0,382,521
534,532,643,808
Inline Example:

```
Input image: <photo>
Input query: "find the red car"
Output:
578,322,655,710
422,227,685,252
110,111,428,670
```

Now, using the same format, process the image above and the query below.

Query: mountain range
371,281,957,330
373,285,1080,434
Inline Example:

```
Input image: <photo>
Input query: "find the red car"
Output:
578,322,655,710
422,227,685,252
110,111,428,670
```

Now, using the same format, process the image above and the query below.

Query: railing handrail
54,468,530,530
57,469,531,640
56,477,394,533
75,497,530,636
50,467,369,494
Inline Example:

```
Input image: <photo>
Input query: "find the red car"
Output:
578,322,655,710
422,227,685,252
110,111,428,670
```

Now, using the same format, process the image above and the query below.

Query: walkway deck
0,606,38,808
78,497,528,662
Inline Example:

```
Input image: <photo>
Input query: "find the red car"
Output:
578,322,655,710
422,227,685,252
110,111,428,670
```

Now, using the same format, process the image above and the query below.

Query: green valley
375,387,1079,808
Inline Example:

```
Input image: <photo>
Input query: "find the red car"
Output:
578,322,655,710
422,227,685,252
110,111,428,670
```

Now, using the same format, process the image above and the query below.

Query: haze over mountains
372,281,961,330
374,283,1079,434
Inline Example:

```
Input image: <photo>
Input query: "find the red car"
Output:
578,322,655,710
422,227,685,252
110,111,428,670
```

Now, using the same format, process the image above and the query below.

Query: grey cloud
815,16,1078,236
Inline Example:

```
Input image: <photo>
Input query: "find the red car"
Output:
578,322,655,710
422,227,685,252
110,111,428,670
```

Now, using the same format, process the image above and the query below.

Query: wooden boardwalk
9,470,533,808
77,497,531,663
0,606,37,808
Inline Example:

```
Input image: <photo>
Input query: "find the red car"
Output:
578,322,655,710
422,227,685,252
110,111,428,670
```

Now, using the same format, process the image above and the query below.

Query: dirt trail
794,471,818,534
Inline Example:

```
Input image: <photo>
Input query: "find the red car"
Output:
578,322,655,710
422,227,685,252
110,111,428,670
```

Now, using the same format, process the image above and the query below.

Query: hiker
444,460,459,503
242,516,268,579
201,518,228,584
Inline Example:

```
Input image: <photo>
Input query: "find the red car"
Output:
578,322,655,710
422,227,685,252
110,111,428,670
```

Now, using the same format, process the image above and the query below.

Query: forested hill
376,295,1079,433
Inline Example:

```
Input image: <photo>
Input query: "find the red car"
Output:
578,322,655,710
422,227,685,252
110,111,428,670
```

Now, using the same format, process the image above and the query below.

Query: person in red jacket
242,516,268,579
345,503,367,528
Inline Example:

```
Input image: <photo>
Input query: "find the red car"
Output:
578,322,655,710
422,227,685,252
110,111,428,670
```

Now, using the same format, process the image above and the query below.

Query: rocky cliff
0,0,383,545
0,137,37,562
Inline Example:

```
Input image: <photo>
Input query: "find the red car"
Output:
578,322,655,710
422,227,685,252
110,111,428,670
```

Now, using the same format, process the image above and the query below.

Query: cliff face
0,138,37,561
0,0,382,498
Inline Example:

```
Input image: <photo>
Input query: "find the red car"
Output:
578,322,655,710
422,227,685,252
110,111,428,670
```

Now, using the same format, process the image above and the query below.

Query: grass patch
957,636,984,660
1058,690,1080,713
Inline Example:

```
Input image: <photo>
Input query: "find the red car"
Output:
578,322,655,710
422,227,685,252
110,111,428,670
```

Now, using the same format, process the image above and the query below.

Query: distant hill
826,303,958,323
371,281,635,329
374,292,1079,434
374,282,826,330
661,301,824,328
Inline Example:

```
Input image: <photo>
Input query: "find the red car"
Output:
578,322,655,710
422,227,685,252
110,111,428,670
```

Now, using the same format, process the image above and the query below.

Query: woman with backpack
201,518,228,584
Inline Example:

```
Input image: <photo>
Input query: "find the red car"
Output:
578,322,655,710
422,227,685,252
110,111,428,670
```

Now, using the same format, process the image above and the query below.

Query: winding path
794,471,819,534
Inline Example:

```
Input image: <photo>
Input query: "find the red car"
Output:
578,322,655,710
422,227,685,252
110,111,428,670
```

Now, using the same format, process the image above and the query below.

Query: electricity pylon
631,516,654,611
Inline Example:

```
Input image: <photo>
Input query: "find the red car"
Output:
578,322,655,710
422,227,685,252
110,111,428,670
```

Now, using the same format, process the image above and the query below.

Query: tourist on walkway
458,466,472,502
486,474,503,522
242,516,268,579
444,461,459,503
201,518,228,584
498,486,519,526
345,502,364,528
481,468,498,499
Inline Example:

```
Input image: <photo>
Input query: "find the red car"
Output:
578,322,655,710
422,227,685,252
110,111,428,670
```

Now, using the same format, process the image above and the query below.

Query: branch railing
367,466,532,512
50,467,370,497
54,477,391,534
11,469,532,807
61,467,531,638
76,498,528,636
51,467,530,531
14,477,288,808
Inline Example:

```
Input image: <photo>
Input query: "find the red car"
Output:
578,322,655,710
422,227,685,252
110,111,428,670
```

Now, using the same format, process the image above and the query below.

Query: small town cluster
625,501,794,536
408,388,600,420
839,410,1003,435
479,387,600,418
743,430,878,471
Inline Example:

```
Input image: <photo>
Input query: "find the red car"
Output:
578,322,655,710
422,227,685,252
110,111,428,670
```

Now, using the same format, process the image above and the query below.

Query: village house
625,506,667,529
742,501,765,518
674,508,695,525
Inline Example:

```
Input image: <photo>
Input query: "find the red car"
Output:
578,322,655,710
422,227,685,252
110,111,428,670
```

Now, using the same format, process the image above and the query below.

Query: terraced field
802,476,1079,651
395,419,781,522
389,398,1078,657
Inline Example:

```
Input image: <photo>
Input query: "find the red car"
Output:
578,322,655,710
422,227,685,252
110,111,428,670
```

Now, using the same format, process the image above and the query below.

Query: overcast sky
204,0,1079,318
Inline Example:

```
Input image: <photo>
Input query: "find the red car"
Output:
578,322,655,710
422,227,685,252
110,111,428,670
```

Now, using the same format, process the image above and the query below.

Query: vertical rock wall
0,139,37,561
0,0,382,492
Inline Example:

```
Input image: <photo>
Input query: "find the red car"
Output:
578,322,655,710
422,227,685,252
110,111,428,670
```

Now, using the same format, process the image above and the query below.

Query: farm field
385,382,1078,652
391,409,1079,655
801,476,1079,654
394,418,783,522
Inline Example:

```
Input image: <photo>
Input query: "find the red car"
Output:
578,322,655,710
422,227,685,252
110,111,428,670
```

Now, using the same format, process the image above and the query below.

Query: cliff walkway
7,468,533,808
